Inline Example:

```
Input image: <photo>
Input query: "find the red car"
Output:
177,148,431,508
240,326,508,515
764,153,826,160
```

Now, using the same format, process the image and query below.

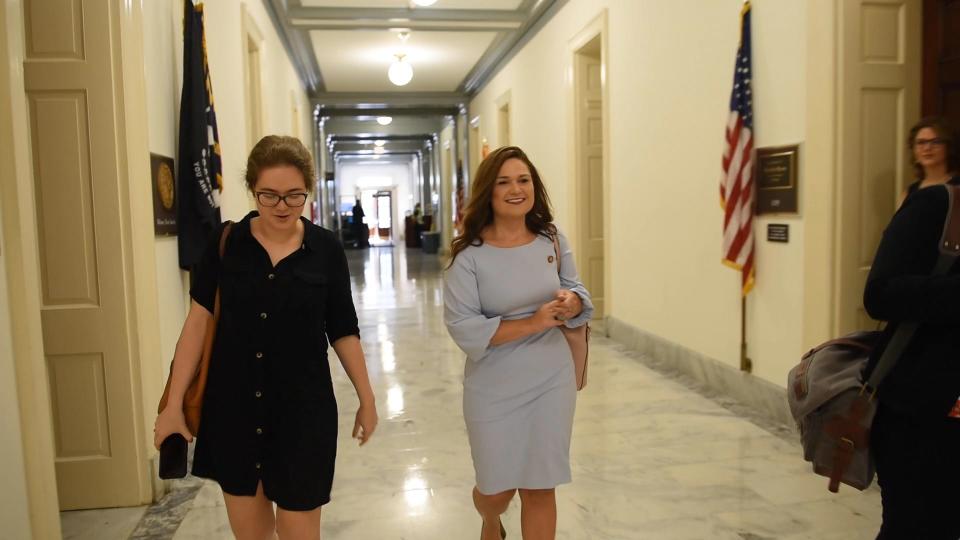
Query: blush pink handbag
552,235,590,391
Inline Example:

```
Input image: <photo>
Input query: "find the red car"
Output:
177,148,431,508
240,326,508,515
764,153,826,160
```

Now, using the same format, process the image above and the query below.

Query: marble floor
62,246,882,540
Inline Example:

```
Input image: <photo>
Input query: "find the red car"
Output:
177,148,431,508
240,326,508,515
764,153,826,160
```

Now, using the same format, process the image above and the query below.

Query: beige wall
203,0,315,220
0,0,62,534
470,0,822,388
143,0,314,390
0,5,33,537
0,190,34,540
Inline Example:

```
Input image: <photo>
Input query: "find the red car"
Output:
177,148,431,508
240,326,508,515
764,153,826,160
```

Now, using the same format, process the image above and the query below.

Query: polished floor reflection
64,246,882,540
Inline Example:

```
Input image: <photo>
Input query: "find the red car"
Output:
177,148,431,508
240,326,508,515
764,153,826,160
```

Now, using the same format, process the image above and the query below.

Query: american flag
721,1,755,295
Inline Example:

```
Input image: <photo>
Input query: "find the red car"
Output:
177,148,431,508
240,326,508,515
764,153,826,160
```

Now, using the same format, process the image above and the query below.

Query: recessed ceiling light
374,140,386,147
412,0,437,6
377,116,393,125
373,147,386,154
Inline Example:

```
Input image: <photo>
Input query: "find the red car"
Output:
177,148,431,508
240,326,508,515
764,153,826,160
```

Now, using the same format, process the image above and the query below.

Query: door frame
1,0,160,521
833,0,922,334
0,0,60,535
373,189,395,244
568,11,611,319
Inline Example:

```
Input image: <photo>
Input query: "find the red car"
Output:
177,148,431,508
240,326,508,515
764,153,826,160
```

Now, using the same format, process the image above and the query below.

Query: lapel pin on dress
547,255,555,264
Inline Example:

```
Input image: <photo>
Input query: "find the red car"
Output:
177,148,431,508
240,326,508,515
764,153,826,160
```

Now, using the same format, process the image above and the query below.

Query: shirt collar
239,210,321,253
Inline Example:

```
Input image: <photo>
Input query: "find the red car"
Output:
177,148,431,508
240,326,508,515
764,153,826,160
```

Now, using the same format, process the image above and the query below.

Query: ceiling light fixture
374,140,386,146
388,31,414,87
373,146,386,154
388,53,413,86
377,116,393,125
412,0,438,6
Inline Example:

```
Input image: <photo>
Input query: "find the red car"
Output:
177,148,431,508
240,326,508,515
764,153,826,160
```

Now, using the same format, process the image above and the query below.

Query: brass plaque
151,153,177,235
756,144,799,214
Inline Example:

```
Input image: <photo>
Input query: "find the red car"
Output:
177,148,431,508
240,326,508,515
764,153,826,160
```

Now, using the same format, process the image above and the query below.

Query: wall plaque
151,153,177,235
767,223,789,243
756,144,799,214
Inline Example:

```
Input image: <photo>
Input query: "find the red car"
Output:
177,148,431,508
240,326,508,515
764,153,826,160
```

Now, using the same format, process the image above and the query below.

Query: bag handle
865,184,960,392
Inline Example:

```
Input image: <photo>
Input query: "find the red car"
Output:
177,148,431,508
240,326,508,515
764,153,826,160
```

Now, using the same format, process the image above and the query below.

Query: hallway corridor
65,248,882,540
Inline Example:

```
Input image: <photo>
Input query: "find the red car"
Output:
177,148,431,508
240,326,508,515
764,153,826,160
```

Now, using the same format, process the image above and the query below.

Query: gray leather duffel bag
788,332,882,491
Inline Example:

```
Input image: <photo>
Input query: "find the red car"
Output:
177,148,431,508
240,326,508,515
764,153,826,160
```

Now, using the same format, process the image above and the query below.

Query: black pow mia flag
177,0,223,270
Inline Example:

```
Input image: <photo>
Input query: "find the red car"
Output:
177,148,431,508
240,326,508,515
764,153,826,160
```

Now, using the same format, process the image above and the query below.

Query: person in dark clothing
352,198,368,248
896,116,958,209
154,135,378,539
864,177,960,539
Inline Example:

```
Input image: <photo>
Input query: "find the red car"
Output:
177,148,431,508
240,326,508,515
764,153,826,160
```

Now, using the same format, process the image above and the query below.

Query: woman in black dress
154,135,378,540
865,174,960,537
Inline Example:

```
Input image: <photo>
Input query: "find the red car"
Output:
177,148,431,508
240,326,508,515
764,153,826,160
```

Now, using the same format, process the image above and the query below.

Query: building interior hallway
62,248,881,540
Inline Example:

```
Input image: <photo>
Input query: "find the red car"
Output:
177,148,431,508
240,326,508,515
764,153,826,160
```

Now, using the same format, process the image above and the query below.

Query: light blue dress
443,230,593,494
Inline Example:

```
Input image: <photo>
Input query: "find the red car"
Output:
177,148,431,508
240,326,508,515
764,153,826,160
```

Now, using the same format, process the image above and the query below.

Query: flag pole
740,294,752,373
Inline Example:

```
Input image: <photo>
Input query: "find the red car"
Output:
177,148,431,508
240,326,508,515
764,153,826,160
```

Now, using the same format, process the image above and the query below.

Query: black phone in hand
158,434,188,479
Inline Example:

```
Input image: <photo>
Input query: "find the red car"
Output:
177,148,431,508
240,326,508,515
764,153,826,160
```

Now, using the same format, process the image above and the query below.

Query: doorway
921,0,960,125
373,190,394,246
12,0,156,514
571,17,608,319
835,0,922,333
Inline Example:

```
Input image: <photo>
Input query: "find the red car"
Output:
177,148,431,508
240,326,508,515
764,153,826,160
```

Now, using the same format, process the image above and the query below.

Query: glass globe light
388,54,413,86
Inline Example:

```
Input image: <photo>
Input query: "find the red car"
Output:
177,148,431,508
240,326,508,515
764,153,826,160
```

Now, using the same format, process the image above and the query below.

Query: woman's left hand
352,402,378,446
554,289,582,322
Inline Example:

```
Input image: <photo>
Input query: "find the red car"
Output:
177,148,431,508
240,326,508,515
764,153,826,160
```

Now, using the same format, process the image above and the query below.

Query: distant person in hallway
443,146,593,540
864,169,960,537
896,116,958,208
352,198,368,248
413,202,424,247
154,135,378,540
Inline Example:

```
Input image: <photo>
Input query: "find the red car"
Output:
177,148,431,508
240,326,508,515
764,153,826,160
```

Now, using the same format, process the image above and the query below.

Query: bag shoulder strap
938,185,960,261
219,221,234,259
551,232,561,274
867,184,960,390
211,221,233,321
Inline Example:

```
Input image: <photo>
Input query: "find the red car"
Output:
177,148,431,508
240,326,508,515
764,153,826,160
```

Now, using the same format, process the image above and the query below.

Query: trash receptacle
421,231,440,254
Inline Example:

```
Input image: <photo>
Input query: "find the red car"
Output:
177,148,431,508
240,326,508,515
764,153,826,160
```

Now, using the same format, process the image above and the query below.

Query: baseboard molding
605,316,795,429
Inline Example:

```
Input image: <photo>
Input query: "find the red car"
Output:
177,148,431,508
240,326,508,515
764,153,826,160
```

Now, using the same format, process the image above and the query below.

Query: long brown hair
449,146,555,265
907,116,959,180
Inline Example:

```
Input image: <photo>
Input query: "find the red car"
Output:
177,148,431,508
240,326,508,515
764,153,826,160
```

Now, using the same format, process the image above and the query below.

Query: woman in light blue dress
444,146,593,540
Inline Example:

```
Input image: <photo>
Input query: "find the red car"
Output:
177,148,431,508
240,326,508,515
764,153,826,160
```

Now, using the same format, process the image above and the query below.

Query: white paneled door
836,0,921,333
575,38,605,317
23,0,148,509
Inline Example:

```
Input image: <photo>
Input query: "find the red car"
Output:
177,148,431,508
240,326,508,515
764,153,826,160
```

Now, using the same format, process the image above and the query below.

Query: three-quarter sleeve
189,223,228,315
324,239,361,344
555,230,594,328
863,186,960,324
443,252,502,361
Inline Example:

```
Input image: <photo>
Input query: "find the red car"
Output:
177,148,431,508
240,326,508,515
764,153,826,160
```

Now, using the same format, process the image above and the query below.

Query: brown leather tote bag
551,234,590,391
157,222,232,434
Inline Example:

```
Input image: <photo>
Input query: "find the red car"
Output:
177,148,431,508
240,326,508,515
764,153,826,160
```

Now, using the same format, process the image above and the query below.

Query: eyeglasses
915,137,947,149
256,192,308,207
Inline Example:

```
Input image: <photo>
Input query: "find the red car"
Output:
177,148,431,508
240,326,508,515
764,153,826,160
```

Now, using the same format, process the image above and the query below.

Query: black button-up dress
190,212,359,511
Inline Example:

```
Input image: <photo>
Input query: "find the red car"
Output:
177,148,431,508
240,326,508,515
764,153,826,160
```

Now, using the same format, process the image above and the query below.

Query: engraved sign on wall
756,144,799,215
151,153,178,235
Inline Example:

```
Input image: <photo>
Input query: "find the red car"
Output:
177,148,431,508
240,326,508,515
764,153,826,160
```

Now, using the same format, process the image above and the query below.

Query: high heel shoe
480,519,507,539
